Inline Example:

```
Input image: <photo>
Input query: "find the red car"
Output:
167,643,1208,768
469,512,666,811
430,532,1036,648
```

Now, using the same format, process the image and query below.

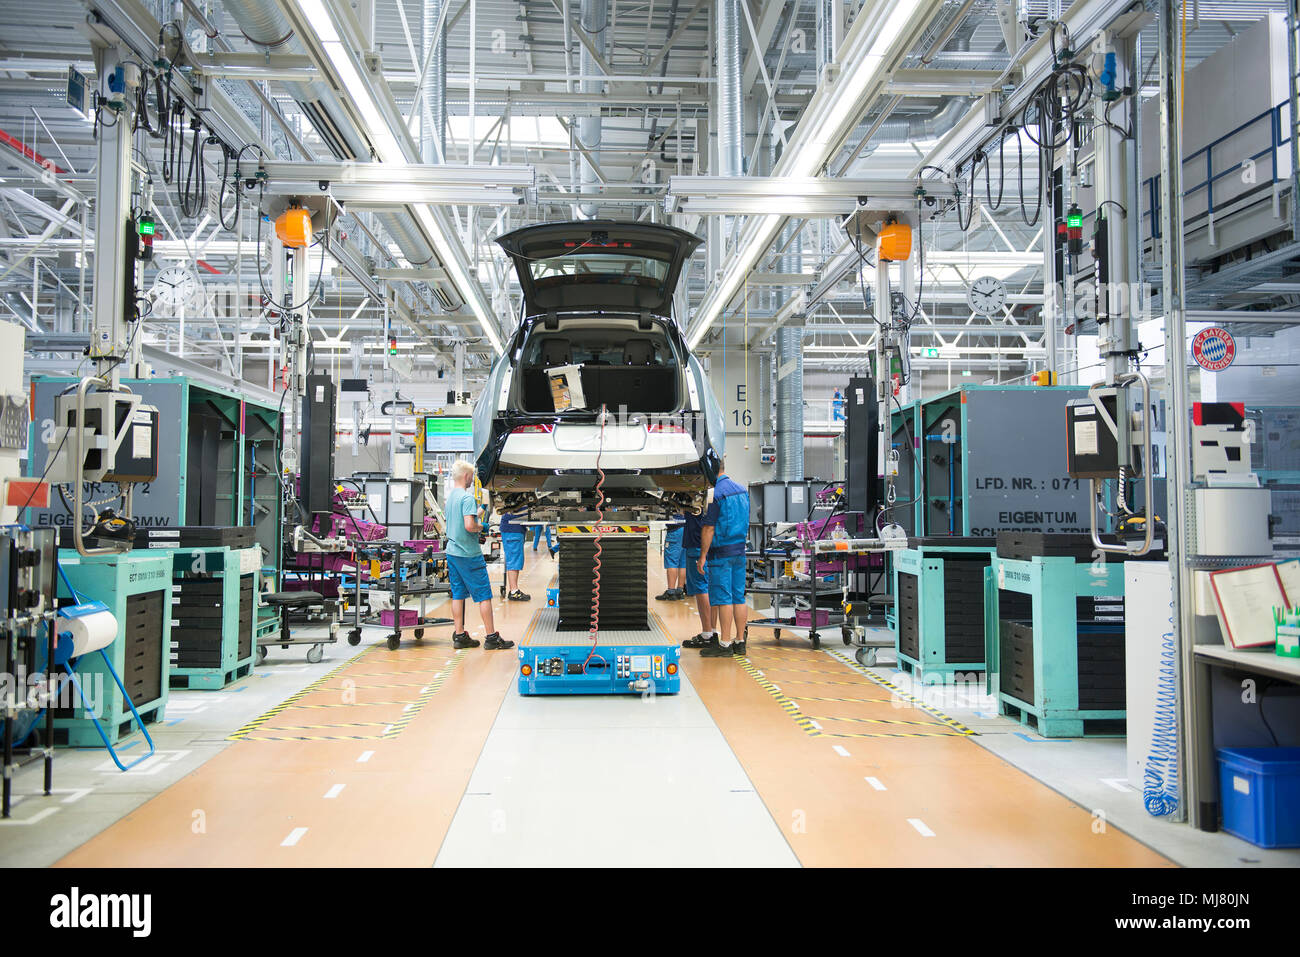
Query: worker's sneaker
700,638,736,658
681,631,716,649
484,632,515,650
452,632,480,649
655,588,677,600
507,590,531,601
731,638,747,656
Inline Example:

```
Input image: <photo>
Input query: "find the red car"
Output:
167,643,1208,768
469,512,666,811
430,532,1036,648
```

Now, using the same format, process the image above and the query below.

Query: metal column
89,46,133,385
1157,0,1199,828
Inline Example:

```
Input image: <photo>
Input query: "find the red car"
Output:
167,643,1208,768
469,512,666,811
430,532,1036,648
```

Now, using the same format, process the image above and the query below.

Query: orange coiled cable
584,405,608,672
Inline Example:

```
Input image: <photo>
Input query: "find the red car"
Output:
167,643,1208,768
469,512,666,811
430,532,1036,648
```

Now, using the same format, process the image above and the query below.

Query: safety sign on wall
1191,326,1236,372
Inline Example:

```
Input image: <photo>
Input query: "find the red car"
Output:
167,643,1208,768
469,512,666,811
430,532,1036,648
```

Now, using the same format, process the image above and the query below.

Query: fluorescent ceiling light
413,205,503,353
322,42,403,161
291,0,503,355
296,0,341,43
687,0,931,349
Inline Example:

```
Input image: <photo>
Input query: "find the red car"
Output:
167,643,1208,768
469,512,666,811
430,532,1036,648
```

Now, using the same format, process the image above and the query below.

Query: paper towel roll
57,608,117,658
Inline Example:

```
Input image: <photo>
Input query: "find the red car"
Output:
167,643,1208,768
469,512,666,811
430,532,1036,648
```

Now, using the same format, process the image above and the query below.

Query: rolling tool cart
747,571,845,649
748,535,905,652
258,590,339,664
367,542,452,651
804,538,908,664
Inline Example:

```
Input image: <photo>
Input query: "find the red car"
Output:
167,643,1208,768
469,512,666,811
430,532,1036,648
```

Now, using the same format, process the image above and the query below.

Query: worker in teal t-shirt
443,461,513,651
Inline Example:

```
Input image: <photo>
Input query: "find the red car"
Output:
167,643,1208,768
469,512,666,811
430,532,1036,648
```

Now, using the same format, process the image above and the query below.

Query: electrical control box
1065,398,1120,480
300,374,336,521
1066,393,1147,482
48,389,159,484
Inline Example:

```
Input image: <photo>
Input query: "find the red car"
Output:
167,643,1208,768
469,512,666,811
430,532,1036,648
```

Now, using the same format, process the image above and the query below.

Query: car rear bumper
497,430,699,470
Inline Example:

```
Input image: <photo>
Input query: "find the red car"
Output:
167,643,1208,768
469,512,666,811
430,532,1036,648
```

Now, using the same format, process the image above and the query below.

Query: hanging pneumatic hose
583,405,609,674
1144,603,1180,816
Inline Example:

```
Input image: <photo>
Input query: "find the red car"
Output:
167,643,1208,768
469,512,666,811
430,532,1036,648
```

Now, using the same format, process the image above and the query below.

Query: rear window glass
528,250,668,288
525,330,675,367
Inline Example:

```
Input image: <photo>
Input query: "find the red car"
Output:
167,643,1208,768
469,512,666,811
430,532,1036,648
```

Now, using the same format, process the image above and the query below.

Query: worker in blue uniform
656,514,686,601
531,523,557,556
444,460,514,650
499,509,530,601
696,461,750,657
680,510,716,648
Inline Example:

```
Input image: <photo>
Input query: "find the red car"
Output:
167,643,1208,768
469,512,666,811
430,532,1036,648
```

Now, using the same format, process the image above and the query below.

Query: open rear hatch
496,220,701,317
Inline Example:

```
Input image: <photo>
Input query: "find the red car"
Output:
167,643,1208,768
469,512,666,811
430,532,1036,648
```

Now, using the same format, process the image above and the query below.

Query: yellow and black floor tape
382,652,464,739
240,733,387,743
828,649,976,736
783,693,893,705
805,712,961,730
735,656,822,737
824,729,968,739
734,647,977,740
228,644,466,742
229,645,372,740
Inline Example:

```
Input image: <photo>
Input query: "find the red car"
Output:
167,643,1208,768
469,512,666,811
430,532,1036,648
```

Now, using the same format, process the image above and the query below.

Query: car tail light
510,424,554,434
647,423,688,434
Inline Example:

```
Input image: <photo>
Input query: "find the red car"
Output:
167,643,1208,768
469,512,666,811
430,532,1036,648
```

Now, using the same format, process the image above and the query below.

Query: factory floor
4,552,1298,868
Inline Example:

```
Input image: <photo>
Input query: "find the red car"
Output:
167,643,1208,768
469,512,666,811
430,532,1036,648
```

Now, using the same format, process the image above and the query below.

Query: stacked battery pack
557,536,649,631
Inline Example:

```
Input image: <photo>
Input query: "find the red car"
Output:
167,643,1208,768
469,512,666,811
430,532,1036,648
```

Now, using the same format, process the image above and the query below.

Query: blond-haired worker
444,460,513,650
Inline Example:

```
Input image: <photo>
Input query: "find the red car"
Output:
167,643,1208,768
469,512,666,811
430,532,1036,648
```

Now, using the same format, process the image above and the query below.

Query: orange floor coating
55,558,550,867
56,552,1175,867
670,594,1174,867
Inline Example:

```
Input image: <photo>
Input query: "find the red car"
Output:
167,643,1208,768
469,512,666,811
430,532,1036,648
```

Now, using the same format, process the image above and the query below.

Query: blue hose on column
1143,604,1180,816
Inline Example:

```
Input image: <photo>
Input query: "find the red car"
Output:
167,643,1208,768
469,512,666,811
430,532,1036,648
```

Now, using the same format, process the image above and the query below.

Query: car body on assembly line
473,220,724,520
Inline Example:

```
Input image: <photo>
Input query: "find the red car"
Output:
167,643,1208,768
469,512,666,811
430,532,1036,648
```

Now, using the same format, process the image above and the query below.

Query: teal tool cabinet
892,539,999,679
55,552,173,746
168,545,261,689
984,553,1127,737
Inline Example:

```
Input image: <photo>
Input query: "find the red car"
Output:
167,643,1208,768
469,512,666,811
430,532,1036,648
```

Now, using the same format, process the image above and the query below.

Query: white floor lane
434,669,799,867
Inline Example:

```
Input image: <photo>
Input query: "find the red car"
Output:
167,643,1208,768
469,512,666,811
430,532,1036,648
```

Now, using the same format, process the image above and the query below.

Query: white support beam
686,0,946,349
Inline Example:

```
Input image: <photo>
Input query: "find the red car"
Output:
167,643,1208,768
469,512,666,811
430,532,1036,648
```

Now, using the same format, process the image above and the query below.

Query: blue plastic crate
1217,747,1300,848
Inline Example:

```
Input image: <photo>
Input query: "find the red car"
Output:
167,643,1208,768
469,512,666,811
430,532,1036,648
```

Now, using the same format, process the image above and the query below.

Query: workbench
1190,644,1300,832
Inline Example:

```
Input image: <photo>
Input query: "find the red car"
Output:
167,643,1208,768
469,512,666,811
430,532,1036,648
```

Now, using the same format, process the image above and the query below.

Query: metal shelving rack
1159,0,1300,832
